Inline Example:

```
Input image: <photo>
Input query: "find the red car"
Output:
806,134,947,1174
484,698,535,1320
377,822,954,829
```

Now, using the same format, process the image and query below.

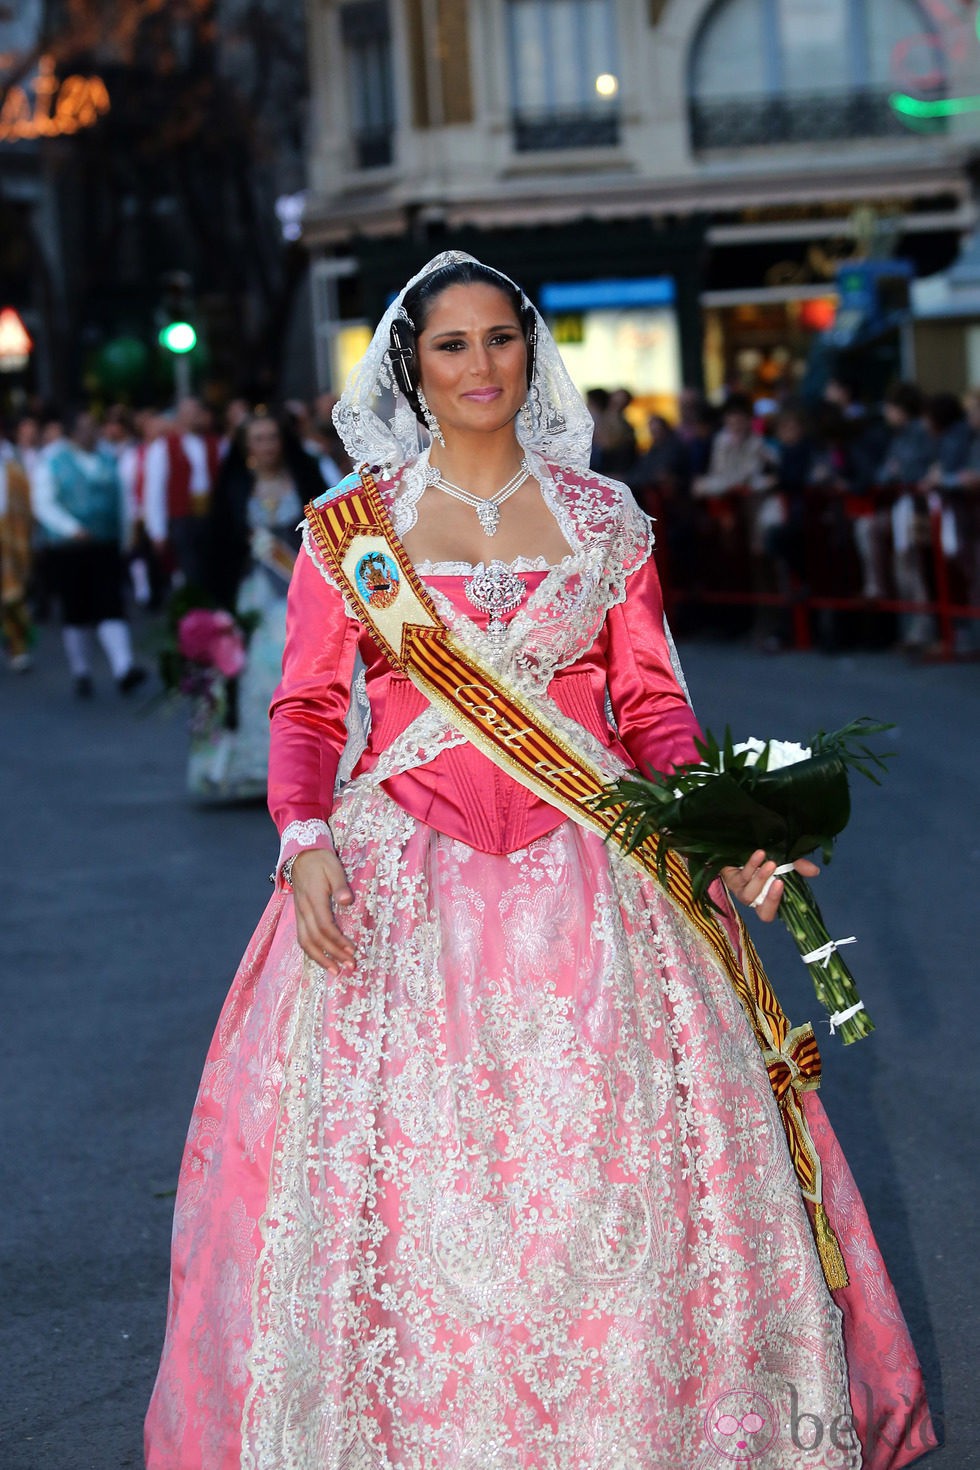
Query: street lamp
0,308,33,373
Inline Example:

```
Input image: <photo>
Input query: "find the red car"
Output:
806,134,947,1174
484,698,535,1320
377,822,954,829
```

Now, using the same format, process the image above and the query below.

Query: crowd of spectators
589,378,980,655
0,393,348,691
3,376,979,686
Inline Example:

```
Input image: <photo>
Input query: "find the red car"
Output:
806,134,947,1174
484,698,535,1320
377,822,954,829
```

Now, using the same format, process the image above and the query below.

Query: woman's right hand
289,848,356,973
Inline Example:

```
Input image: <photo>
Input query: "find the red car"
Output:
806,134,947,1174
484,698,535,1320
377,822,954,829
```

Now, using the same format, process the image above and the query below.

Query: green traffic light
158,321,197,354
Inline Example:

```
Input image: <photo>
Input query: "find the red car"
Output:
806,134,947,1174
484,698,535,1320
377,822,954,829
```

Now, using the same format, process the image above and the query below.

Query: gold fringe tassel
814,1203,849,1290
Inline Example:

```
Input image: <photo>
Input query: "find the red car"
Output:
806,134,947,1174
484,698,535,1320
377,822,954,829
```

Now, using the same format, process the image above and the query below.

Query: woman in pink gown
145,254,937,1469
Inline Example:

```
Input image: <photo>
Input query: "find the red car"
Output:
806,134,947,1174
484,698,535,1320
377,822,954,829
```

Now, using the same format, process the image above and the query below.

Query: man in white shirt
32,410,146,697
115,410,169,608
143,396,223,589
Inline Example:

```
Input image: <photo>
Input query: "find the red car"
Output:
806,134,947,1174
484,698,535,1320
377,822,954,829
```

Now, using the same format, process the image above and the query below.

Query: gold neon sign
0,54,110,143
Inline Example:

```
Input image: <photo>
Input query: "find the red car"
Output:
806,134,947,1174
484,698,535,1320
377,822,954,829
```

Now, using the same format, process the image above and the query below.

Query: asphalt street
1,623,976,1469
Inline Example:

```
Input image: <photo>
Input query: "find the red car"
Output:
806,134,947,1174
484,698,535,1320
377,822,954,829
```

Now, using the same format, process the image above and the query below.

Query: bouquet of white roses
592,719,893,1045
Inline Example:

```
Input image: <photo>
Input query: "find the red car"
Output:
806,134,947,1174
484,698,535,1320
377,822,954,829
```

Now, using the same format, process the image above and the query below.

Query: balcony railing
690,88,944,150
512,108,619,152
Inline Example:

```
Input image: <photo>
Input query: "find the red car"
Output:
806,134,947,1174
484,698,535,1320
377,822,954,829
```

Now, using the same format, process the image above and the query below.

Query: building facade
0,0,313,408
303,0,980,410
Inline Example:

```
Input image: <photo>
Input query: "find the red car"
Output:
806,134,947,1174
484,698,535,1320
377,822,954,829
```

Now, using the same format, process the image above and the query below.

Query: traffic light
156,272,199,397
158,320,197,354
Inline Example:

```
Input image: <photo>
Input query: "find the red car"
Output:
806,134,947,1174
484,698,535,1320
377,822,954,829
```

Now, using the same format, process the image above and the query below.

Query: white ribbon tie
802,936,857,968
829,1000,866,1034
750,862,797,908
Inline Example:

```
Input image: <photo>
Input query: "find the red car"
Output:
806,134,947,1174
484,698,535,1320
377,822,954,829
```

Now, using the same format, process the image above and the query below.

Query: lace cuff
273,818,336,891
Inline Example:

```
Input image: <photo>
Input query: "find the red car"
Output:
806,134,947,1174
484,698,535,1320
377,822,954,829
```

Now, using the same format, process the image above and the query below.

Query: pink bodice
268,465,702,857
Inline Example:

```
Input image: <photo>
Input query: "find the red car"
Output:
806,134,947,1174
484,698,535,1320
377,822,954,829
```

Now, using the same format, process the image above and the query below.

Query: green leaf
591,718,893,912
807,717,895,785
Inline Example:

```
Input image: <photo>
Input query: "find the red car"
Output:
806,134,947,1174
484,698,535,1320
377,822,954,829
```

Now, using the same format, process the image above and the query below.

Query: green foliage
590,720,894,910
806,717,894,784
590,719,893,1043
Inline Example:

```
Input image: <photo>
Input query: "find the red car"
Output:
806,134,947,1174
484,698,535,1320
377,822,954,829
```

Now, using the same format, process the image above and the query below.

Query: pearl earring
417,388,446,447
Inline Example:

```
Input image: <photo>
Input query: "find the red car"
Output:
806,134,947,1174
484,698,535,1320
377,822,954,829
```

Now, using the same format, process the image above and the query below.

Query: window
689,0,946,149
506,0,620,151
341,1,395,169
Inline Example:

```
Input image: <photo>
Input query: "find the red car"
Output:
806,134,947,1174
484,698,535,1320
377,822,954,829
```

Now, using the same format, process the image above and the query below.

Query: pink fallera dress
145,463,936,1469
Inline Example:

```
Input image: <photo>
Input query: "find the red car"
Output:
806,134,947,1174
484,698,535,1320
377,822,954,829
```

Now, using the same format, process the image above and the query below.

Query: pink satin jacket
268,463,702,867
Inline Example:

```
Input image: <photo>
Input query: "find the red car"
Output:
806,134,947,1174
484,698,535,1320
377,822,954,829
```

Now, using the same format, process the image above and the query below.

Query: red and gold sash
251,528,298,584
305,469,848,1291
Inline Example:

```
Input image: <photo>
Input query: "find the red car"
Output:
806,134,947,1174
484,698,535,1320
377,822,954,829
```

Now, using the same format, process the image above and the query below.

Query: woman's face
415,282,527,441
15,418,39,449
246,417,283,472
72,412,99,452
776,413,804,445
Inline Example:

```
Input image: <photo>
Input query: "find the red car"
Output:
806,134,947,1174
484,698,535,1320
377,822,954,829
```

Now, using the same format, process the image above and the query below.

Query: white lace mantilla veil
331,249,595,476
330,248,692,703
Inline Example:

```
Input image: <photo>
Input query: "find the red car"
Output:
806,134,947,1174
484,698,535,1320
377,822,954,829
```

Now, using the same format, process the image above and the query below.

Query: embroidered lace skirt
145,782,935,1470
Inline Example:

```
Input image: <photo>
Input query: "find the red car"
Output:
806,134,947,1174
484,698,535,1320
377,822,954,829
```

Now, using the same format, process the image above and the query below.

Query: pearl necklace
430,457,531,536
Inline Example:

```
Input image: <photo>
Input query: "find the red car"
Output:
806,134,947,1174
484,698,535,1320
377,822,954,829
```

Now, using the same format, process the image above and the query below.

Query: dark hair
827,372,861,402
104,403,135,434
885,382,924,419
813,401,847,442
722,393,753,419
775,405,808,431
388,260,537,427
925,391,965,432
66,405,96,436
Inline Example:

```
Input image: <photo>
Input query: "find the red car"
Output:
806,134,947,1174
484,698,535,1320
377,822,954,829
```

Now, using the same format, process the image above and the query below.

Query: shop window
689,0,945,150
506,0,620,151
341,1,395,169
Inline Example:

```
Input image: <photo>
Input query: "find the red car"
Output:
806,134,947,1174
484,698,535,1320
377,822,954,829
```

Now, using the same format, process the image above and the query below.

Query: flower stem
778,871,875,1045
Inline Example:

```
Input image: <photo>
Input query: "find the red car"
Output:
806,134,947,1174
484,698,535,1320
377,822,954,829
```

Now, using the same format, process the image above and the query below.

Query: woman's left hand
721,850,819,923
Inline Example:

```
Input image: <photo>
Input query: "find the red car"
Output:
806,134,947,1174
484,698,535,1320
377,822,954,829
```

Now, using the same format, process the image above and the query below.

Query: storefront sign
0,54,110,143
890,0,980,122
539,277,676,312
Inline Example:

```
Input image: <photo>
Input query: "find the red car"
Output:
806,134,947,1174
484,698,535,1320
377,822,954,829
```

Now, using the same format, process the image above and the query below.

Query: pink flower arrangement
177,608,246,678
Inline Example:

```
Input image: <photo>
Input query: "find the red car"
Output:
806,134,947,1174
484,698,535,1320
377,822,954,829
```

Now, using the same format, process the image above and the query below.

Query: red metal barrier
642,483,980,660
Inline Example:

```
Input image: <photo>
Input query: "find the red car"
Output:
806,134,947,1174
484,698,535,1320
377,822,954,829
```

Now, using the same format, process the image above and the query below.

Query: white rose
731,737,812,771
